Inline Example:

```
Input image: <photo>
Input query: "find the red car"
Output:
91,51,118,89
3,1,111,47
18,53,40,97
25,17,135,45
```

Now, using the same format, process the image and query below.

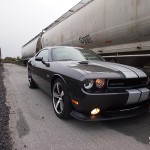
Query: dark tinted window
52,47,103,61
37,50,49,62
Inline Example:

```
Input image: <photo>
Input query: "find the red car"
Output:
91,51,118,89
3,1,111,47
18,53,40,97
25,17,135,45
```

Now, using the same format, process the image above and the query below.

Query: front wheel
52,78,72,119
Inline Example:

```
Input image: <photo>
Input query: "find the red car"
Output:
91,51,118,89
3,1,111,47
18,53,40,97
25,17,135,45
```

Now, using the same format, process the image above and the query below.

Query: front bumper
70,86,150,121
71,101,150,121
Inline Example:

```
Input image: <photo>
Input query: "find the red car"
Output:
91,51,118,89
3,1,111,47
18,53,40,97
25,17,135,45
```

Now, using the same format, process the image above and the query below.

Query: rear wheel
52,78,72,119
28,68,37,88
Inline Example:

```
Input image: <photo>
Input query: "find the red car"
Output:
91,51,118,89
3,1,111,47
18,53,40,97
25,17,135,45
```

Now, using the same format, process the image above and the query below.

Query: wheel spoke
56,83,61,95
60,100,64,111
53,92,60,99
55,100,60,110
60,91,64,97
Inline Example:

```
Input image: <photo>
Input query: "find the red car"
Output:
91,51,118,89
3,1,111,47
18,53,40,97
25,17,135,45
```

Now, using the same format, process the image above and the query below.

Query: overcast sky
0,0,81,58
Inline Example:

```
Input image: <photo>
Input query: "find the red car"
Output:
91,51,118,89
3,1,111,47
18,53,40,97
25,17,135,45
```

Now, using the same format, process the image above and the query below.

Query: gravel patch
0,64,12,150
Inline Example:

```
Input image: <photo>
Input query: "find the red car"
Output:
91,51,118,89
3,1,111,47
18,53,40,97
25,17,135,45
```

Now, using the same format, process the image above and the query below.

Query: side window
37,50,49,62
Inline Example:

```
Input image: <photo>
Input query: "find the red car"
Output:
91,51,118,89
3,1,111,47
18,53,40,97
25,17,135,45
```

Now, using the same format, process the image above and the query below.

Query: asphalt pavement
3,63,150,150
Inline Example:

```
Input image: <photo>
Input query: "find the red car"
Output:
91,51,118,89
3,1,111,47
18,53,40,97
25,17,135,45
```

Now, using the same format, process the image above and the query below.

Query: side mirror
35,57,43,61
35,57,50,67
45,62,50,67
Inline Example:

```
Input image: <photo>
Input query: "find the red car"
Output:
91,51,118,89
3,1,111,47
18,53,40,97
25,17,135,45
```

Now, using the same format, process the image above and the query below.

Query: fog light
91,108,100,115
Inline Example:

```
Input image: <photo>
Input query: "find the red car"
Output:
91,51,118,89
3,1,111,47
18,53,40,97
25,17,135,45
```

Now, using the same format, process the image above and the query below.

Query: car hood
56,61,147,79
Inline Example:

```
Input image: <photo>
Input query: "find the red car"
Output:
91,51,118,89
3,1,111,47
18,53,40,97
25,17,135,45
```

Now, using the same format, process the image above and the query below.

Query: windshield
52,47,103,61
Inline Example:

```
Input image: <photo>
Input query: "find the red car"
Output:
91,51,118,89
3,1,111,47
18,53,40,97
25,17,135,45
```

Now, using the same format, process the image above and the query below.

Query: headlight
84,79,94,89
83,79,105,90
95,79,105,88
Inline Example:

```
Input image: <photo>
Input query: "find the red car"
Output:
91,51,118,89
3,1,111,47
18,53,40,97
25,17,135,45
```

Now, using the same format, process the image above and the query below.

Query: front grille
108,77,148,88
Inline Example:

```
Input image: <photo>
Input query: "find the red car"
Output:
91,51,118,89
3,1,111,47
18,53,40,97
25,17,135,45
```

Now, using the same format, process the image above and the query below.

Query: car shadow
67,113,150,144
103,113,150,144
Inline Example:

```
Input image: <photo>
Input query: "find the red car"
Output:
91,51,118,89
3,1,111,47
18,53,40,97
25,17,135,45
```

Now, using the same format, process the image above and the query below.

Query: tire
52,78,72,119
28,68,37,88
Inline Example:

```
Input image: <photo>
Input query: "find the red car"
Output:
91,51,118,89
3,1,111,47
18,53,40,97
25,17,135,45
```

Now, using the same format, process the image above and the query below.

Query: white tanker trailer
22,0,150,67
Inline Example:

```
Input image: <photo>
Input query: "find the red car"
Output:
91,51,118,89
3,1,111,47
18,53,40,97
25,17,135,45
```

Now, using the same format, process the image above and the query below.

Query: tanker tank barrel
21,0,150,67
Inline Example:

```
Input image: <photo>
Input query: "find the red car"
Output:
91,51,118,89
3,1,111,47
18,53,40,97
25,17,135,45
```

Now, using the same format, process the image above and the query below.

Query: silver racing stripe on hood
91,62,119,71
116,64,147,78
97,62,139,78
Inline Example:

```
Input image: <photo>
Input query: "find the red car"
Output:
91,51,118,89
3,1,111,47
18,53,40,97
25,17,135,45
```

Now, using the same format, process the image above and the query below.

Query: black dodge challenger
27,46,150,121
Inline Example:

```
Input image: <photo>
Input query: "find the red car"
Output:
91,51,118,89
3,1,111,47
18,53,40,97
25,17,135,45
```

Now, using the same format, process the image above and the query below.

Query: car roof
44,46,84,50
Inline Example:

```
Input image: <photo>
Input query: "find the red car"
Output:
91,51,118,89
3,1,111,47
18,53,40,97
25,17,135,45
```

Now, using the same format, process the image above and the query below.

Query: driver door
33,49,51,93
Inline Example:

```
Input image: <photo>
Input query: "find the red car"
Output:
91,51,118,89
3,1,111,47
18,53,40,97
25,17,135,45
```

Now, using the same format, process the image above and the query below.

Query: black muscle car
27,46,150,121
